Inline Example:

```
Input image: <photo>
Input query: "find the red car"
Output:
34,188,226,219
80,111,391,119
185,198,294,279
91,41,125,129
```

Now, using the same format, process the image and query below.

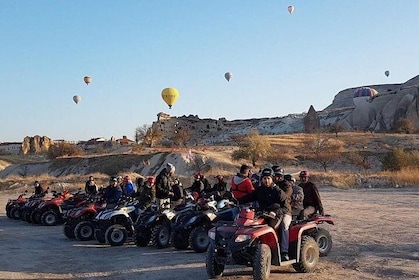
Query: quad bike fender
295,222,318,262
312,215,335,225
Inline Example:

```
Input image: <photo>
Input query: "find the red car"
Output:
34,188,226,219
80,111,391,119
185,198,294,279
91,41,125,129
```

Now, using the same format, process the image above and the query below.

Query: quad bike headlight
147,215,157,224
234,234,251,243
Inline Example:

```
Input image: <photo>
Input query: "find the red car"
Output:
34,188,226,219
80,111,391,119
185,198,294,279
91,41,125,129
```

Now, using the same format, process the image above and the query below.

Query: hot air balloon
73,95,81,104
288,5,294,14
83,76,92,85
161,87,179,109
224,72,233,82
385,70,390,77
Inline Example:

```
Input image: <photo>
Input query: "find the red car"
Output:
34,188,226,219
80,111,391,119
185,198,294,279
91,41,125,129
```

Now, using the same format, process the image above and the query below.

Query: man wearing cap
238,168,292,261
299,170,324,216
102,176,123,205
231,164,254,199
155,163,175,208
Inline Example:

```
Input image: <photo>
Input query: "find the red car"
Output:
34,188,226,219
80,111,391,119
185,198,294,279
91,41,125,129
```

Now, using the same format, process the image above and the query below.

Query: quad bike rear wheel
105,224,128,246
173,230,190,250
292,235,319,273
41,210,59,226
75,221,95,241
134,227,151,247
253,243,272,280
206,243,224,278
63,224,76,239
314,228,332,256
152,224,171,249
190,226,209,253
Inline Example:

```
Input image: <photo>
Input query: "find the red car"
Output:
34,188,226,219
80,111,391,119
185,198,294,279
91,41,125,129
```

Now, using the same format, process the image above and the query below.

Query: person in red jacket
231,164,254,199
299,170,324,216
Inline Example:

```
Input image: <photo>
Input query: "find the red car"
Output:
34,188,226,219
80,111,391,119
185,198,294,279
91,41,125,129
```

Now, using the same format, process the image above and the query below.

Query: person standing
231,164,254,199
155,163,175,208
299,170,324,216
33,181,44,196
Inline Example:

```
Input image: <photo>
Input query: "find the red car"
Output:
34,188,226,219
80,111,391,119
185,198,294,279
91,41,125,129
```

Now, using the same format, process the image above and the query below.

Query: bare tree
304,133,344,172
172,128,191,147
135,124,150,144
231,130,271,167
135,124,163,147
186,153,212,174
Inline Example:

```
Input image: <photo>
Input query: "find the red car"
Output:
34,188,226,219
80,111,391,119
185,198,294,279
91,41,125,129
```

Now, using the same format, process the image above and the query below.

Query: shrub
47,143,84,159
381,148,419,171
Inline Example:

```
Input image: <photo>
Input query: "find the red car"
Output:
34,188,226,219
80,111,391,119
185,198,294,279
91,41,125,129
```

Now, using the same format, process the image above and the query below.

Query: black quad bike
206,208,320,280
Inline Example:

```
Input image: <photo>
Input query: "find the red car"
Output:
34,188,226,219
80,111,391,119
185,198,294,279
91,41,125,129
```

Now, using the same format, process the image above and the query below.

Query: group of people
230,164,324,262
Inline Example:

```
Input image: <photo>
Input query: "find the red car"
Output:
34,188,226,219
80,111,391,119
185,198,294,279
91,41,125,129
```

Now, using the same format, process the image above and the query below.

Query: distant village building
118,135,135,145
303,105,320,133
0,142,22,155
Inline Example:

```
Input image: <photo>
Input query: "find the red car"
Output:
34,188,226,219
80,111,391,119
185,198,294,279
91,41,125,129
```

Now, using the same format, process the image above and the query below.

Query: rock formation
21,135,53,155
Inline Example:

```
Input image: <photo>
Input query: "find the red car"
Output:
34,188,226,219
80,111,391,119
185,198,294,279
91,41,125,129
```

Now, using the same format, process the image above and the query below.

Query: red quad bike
63,196,106,240
206,208,320,280
6,191,29,220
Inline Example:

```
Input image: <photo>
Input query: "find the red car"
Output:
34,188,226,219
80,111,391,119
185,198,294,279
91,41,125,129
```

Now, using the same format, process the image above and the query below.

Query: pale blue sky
1,1,418,142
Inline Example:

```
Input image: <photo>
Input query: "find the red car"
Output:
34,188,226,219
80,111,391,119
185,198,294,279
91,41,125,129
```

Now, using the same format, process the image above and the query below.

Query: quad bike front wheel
292,235,319,273
41,210,60,226
206,243,224,278
190,227,209,253
314,228,332,256
94,229,106,244
10,207,21,220
75,221,95,241
105,224,128,246
253,243,272,280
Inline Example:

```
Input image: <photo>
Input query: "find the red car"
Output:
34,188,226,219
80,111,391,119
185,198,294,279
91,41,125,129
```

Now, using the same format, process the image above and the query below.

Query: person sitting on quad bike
85,176,98,196
123,175,136,196
102,176,123,205
284,174,305,219
299,171,324,217
238,168,292,262
133,176,156,208
231,164,254,199
33,181,45,197
171,178,184,208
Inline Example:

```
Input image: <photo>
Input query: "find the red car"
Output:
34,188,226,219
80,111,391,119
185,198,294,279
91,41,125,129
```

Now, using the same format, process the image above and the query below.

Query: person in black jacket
171,178,184,207
238,168,291,261
33,181,45,196
102,176,123,205
85,176,98,195
155,163,175,208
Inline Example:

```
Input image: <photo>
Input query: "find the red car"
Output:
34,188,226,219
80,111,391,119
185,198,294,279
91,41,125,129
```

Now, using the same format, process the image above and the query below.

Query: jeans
280,214,292,253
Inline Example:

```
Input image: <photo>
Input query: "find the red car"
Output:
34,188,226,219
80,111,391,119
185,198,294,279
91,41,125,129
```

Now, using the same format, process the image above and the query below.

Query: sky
1,1,418,142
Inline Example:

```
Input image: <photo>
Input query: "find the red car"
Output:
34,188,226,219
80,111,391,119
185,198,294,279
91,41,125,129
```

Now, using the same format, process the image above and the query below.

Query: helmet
272,165,284,176
110,176,118,182
261,168,273,178
217,199,230,210
299,170,310,177
284,174,293,182
194,172,202,179
147,176,155,184
215,175,224,181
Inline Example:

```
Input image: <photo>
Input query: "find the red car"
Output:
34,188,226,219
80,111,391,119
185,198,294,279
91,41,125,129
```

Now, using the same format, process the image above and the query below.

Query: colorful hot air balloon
161,87,179,109
288,5,294,14
83,76,92,85
224,72,233,82
385,70,390,77
73,95,81,104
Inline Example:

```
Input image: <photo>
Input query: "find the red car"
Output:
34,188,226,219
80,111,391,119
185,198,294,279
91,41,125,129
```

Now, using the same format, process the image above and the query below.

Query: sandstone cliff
21,135,53,155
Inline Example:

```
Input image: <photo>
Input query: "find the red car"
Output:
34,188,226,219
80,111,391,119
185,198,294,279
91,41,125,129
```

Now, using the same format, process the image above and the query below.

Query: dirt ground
1,187,418,280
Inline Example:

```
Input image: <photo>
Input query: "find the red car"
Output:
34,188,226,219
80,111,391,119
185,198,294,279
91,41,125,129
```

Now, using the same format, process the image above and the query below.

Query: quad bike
6,191,29,220
33,189,87,226
93,197,145,246
63,196,106,240
206,208,320,280
20,195,49,223
173,198,239,253
134,202,196,249
298,214,335,257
